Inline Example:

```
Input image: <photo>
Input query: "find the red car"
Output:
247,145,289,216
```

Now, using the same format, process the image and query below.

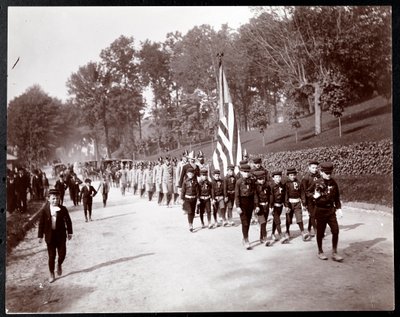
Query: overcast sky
8,6,254,104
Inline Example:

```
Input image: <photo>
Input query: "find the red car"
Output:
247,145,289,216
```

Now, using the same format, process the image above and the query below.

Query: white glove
236,207,243,215
336,209,343,219
313,191,321,199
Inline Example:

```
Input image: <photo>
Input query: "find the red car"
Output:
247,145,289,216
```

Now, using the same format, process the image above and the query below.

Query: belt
227,190,235,194
259,202,268,206
200,195,211,200
215,196,224,199
185,195,197,199
274,203,283,207
289,198,301,203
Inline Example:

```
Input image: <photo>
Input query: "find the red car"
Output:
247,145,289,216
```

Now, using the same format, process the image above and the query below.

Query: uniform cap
320,162,334,173
239,159,248,166
200,169,208,175
286,167,297,175
271,171,282,177
227,164,235,170
48,189,60,196
213,169,220,175
240,164,251,172
243,148,249,158
308,160,319,166
253,157,262,164
187,167,195,174
84,178,92,183
253,170,266,179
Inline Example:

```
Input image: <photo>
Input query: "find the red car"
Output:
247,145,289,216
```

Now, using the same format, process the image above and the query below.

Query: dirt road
5,183,394,312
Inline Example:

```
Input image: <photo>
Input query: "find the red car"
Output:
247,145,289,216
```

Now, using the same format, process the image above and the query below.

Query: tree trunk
295,130,298,143
272,91,277,123
339,117,342,138
314,83,322,135
138,114,142,140
308,96,314,114
262,131,266,147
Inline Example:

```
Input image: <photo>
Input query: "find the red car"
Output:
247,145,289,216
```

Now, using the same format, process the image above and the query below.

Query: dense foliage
7,6,392,165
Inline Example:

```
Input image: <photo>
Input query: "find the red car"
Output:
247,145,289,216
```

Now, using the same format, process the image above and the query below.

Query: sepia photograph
4,5,394,313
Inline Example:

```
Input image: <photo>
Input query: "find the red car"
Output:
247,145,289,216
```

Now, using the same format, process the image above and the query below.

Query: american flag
212,61,242,176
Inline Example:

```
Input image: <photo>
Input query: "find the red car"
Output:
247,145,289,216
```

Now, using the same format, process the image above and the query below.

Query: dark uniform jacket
181,177,199,200
255,182,271,206
211,178,224,200
234,177,258,208
284,178,301,207
300,172,321,207
224,174,237,197
38,203,73,244
270,181,285,206
198,179,212,198
80,185,97,202
308,178,341,209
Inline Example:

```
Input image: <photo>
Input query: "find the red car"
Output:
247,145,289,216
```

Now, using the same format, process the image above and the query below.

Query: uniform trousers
257,204,270,239
226,194,235,220
307,203,317,232
184,199,197,224
316,207,339,252
199,199,211,224
47,233,66,273
238,196,254,239
272,205,283,235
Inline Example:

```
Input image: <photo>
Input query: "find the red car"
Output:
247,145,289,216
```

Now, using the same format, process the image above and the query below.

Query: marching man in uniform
284,167,310,242
197,169,213,228
235,164,258,250
181,167,199,232
308,162,343,262
223,164,237,226
253,170,271,244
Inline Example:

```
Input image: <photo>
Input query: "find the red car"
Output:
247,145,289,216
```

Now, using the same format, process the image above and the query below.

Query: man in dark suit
14,167,31,213
80,178,97,222
38,189,73,283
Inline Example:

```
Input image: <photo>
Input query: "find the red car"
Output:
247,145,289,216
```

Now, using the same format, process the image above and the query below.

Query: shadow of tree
94,212,135,222
342,237,387,258
339,223,364,231
7,248,47,263
343,124,371,135
58,253,155,279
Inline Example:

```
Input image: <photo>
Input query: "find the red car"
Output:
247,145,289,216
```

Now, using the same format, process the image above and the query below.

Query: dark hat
253,157,262,164
84,178,92,183
158,157,163,162
308,160,319,166
286,167,297,175
240,164,251,172
200,169,208,175
320,162,334,173
213,169,220,175
187,167,195,174
253,170,266,179
271,171,282,177
239,159,248,166
227,164,235,170
165,156,171,161
48,189,60,196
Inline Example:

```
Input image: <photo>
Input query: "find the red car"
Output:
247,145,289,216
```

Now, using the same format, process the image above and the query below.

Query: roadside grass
6,200,45,255
336,175,392,208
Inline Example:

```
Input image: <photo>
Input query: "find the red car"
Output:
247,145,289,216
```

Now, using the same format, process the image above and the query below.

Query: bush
256,139,392,175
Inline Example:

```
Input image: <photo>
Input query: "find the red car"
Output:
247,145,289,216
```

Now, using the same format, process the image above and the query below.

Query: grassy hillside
144,96,392,160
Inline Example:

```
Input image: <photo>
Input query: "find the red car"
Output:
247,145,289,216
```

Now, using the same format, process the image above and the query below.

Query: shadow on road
342,237,387,259
340,223,364,231
7,249,47,262
58,253,155,280
94,212,135,222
